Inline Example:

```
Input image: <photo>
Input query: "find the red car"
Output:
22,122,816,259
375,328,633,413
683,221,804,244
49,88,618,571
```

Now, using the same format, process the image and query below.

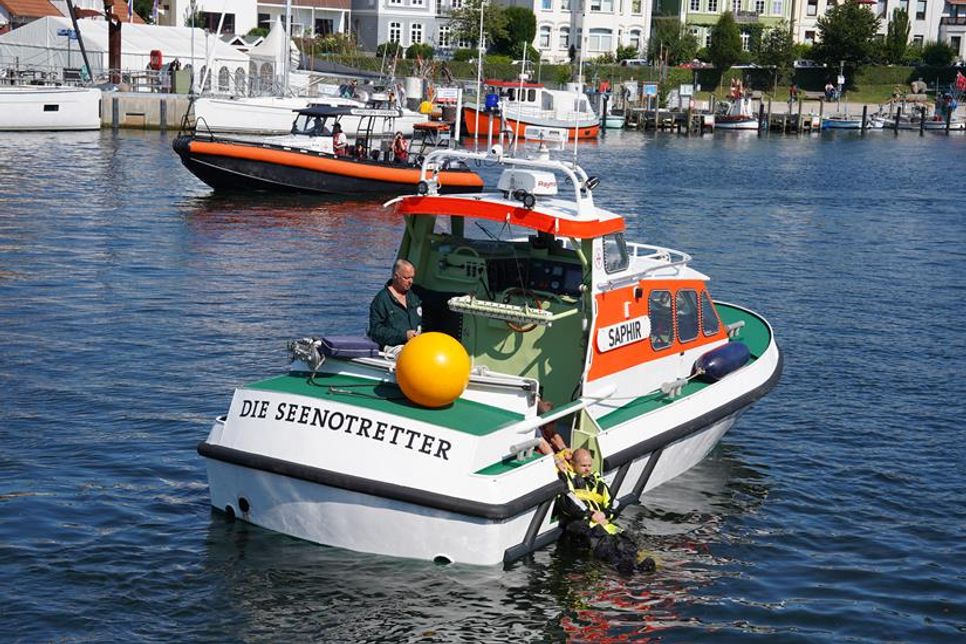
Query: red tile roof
101,0,146,24
0,0,61,19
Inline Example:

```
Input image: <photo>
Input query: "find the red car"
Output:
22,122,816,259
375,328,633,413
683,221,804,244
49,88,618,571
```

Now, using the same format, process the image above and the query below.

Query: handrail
600,242,692,290
416,148,596,214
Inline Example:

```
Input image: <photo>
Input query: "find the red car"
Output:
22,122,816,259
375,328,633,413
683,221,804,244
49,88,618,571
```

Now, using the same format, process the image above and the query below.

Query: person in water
368,259,422,349
558,448,656,574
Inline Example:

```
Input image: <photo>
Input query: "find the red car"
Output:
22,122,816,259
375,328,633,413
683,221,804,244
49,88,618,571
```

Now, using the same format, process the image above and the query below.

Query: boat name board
596,315,651,353
237,397,453,460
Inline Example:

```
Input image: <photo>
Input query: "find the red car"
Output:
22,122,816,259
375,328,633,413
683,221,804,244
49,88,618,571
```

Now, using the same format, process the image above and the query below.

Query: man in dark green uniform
368,259,422,349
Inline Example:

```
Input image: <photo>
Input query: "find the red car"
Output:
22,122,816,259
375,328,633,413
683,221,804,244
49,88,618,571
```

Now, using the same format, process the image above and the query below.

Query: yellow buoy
396,332,471,408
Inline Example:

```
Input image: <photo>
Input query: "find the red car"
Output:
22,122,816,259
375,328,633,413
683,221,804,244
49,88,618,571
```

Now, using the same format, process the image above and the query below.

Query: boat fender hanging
694,342,750,382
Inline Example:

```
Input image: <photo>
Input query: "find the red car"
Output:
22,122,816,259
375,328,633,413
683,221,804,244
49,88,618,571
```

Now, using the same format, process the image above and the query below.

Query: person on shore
788,82,799,104
824,81,835,102
368,259,422,350
558,448,656,574
332,122,348,156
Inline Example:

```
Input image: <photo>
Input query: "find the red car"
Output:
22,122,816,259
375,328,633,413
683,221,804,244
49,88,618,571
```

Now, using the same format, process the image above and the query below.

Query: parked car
793,59,825,68
620,58,650,67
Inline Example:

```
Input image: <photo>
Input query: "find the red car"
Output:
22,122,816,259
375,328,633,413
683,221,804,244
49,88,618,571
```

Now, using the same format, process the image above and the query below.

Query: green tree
758,21,795,85
376,42,404,59
884,8,910,64
921,40,956,66
813,0,881,73
648,18,699,66
708,12,743,71
615,44,639,61
490,6,536,58
406,43,435,60
447,0,508,51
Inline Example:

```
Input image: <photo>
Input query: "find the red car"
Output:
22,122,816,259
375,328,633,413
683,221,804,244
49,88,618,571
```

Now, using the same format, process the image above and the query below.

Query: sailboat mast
283,0,293,95
65,0,93,85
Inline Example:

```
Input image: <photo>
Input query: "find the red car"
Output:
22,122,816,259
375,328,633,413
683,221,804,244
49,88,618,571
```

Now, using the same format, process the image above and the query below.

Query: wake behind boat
174,105,483,195
197,148,783,565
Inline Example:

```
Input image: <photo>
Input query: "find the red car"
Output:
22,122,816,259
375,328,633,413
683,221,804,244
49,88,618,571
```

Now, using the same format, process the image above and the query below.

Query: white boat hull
199,325,781,565
715,117,759,130
0,86,100,131
822,116,885,130
193,96,427,136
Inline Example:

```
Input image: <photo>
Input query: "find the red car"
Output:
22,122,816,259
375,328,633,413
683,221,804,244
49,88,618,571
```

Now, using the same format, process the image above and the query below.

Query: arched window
539,25,551,49
259,62,274,94
218,67,230,92
629,30,641,52
234,67,246,95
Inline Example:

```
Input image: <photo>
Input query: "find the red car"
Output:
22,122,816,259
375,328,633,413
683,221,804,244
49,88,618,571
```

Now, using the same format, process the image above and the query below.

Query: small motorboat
173,105,484,195
462,80,600,141
821,113,885,130
603,111,625,129
197,148,783,565
714,97,759,131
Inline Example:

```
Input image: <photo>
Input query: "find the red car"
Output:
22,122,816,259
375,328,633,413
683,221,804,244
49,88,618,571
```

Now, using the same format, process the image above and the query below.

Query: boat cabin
394,153,731,420
483,79,593,119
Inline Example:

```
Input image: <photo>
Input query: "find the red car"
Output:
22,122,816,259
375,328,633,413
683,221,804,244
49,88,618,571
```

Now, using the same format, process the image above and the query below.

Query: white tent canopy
0,17,249,91
246,16,301,93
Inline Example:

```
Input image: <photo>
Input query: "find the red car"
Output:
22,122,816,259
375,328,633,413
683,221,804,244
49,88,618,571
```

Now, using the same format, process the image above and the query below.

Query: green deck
246,372,523,436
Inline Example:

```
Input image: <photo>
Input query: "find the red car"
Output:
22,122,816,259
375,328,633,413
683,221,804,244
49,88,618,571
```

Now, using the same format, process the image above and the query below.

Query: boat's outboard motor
694,342,750,382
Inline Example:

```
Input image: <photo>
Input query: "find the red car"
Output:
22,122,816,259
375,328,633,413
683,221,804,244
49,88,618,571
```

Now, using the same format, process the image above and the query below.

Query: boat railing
414,148,597,213
600,242,692,290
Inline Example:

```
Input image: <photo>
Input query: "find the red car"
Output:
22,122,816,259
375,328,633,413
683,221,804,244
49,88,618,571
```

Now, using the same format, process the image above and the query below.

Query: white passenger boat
0,86,100,131
192,91,428,137
462,80,600,140
198,149,783,565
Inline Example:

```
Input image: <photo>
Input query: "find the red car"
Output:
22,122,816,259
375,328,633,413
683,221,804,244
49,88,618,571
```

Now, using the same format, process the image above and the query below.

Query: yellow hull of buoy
396,332,471,408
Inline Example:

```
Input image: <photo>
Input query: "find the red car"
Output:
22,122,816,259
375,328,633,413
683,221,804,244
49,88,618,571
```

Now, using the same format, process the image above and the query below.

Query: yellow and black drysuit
558,468,650,574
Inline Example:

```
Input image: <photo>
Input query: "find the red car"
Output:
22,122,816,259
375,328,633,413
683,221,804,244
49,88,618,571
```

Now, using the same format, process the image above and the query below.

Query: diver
558,448,656,575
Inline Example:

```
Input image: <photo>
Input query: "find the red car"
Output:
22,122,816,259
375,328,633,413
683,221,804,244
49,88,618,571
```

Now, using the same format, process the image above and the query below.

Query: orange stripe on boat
396,195,624,239
586,280,729,381
461,108,600,141
188,140,484,189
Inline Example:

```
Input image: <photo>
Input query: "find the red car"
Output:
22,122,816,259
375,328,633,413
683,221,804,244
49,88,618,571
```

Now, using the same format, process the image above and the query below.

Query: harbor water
1,129,964,641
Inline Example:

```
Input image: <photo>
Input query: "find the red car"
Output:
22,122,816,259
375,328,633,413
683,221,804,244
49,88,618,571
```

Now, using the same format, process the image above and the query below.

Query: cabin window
701,290,720,336
649,290,674,350
602,233,628,274
676,290,699,343
527,89,537,102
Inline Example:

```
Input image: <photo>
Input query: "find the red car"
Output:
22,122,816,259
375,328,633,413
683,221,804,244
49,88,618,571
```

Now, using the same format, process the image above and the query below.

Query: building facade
157,0,349,38
673,0,792,52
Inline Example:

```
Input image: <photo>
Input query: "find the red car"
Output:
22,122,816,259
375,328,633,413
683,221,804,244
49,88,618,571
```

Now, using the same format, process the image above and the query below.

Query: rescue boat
462,80,600,142
173,105,484,195
198,149,782,565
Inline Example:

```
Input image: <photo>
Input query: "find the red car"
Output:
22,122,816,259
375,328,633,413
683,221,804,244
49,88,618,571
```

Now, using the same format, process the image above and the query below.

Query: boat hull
173,135,484,194
199,316,782,565
462,107,600,141
715,116,759,131
0,86,100,131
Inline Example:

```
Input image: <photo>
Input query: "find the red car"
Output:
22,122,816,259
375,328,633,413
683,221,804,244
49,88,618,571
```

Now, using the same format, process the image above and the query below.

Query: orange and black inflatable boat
173,135,484,195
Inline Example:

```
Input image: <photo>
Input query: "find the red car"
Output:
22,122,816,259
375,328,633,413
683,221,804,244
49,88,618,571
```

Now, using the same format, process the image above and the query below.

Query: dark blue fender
695,342,750,382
